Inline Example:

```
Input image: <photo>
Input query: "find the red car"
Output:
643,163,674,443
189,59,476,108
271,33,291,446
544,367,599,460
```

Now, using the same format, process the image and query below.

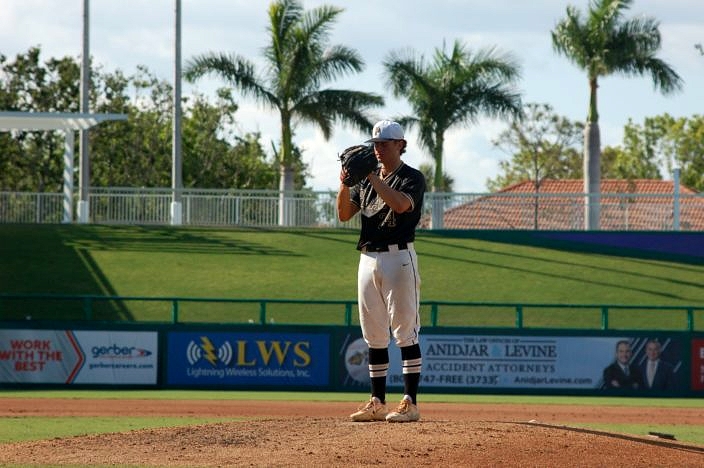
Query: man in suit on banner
641,339,675,391
603,340,643,389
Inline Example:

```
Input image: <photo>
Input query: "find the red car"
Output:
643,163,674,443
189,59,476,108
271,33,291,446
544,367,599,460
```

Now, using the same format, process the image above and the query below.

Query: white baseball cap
366,120,405,142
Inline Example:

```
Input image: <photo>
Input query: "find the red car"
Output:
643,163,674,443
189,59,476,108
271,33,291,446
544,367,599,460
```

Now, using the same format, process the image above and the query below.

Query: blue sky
1,0,702,192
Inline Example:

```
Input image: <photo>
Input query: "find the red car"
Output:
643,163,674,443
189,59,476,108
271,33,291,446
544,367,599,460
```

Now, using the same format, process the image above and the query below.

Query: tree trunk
432,132,445,192
278,113,294,226
584,76,600,230
430,133,445,229
278,164,295,227
584,122,601,230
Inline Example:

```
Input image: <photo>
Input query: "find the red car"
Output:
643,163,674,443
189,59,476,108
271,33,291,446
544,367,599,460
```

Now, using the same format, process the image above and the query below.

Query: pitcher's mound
3,417,704,467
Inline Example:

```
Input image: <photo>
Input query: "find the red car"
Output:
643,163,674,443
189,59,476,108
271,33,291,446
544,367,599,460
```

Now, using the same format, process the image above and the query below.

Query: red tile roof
422,179,704,230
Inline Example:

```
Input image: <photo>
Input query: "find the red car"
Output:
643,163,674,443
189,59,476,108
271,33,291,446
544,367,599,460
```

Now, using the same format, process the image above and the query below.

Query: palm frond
298,4,343,47
183,53,278,108
293,89,384,137
603,16,682,93
552,6,591,69
314,45,364,84
553,0,681,92
383,54,441,119
270,3,349,106
265,0,303,73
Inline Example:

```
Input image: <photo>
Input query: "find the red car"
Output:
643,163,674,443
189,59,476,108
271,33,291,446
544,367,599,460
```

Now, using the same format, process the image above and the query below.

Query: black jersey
350,162,426,251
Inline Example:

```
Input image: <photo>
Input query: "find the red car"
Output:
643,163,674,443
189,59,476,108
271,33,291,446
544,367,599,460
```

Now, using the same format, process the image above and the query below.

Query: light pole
78,0,91,223
171,0,184,225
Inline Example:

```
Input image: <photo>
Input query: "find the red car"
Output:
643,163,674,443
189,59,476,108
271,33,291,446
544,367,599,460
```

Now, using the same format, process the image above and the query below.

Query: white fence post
62,131,74,223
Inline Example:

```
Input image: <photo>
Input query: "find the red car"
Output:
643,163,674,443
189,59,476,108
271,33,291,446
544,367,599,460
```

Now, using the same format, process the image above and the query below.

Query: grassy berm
0,224,702,329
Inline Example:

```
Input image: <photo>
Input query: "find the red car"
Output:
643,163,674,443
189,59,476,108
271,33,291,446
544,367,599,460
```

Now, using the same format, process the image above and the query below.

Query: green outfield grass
1,390,703,446
3,389,704,406
0,224,703,328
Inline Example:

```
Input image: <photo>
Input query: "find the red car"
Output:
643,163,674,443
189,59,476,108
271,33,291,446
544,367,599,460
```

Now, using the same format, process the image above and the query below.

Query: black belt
362,242,408,253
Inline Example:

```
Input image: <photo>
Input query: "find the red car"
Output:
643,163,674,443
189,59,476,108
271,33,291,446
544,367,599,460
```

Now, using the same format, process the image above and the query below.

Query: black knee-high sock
400,344,422,404
368,347,389,404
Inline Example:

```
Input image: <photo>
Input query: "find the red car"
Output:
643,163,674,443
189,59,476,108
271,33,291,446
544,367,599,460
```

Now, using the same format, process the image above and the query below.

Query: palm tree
184,0,383,225
551,0,682,230
383,39,522,193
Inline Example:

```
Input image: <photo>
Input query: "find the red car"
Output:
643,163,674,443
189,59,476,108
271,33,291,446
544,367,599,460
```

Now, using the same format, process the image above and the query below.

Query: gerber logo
186,336,233,366
91,344,152,359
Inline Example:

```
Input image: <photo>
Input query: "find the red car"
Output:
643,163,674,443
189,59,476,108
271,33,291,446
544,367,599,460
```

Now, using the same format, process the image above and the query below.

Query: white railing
86,187,356,228
0,192,64,224
419,191,704,231
1,188,702,231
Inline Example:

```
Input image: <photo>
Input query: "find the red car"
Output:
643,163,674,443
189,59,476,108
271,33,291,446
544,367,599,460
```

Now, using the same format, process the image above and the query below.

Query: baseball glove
339,144,377,187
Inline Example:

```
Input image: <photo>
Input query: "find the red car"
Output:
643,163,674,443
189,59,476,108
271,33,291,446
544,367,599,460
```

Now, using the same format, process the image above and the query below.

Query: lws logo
187,337,233,366
185,336,312,368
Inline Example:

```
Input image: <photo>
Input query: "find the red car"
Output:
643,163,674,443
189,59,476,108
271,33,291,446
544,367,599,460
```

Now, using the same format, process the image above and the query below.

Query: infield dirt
1,398,703,467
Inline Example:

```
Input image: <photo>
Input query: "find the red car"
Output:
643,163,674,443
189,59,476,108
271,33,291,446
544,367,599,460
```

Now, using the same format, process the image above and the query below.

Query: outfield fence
2,294,703,395
1,294,702,331
1,188,703,230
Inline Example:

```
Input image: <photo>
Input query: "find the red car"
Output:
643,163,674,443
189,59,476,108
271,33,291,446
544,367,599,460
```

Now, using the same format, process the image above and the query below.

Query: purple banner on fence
536,232,704,259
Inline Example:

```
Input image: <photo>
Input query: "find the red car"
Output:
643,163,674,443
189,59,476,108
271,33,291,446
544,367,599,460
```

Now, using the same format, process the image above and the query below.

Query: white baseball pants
357,243,421,349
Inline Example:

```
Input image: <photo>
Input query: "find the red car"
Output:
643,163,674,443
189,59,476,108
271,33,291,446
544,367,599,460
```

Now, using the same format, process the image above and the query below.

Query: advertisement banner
0,329,157,384
167,331,329,386
341,333,687,392
71,331,157,384
691,339,704,390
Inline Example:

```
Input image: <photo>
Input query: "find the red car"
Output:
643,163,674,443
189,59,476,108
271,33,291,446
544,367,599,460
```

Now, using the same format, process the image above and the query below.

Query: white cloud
300,132,342,192
440,122,509,192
